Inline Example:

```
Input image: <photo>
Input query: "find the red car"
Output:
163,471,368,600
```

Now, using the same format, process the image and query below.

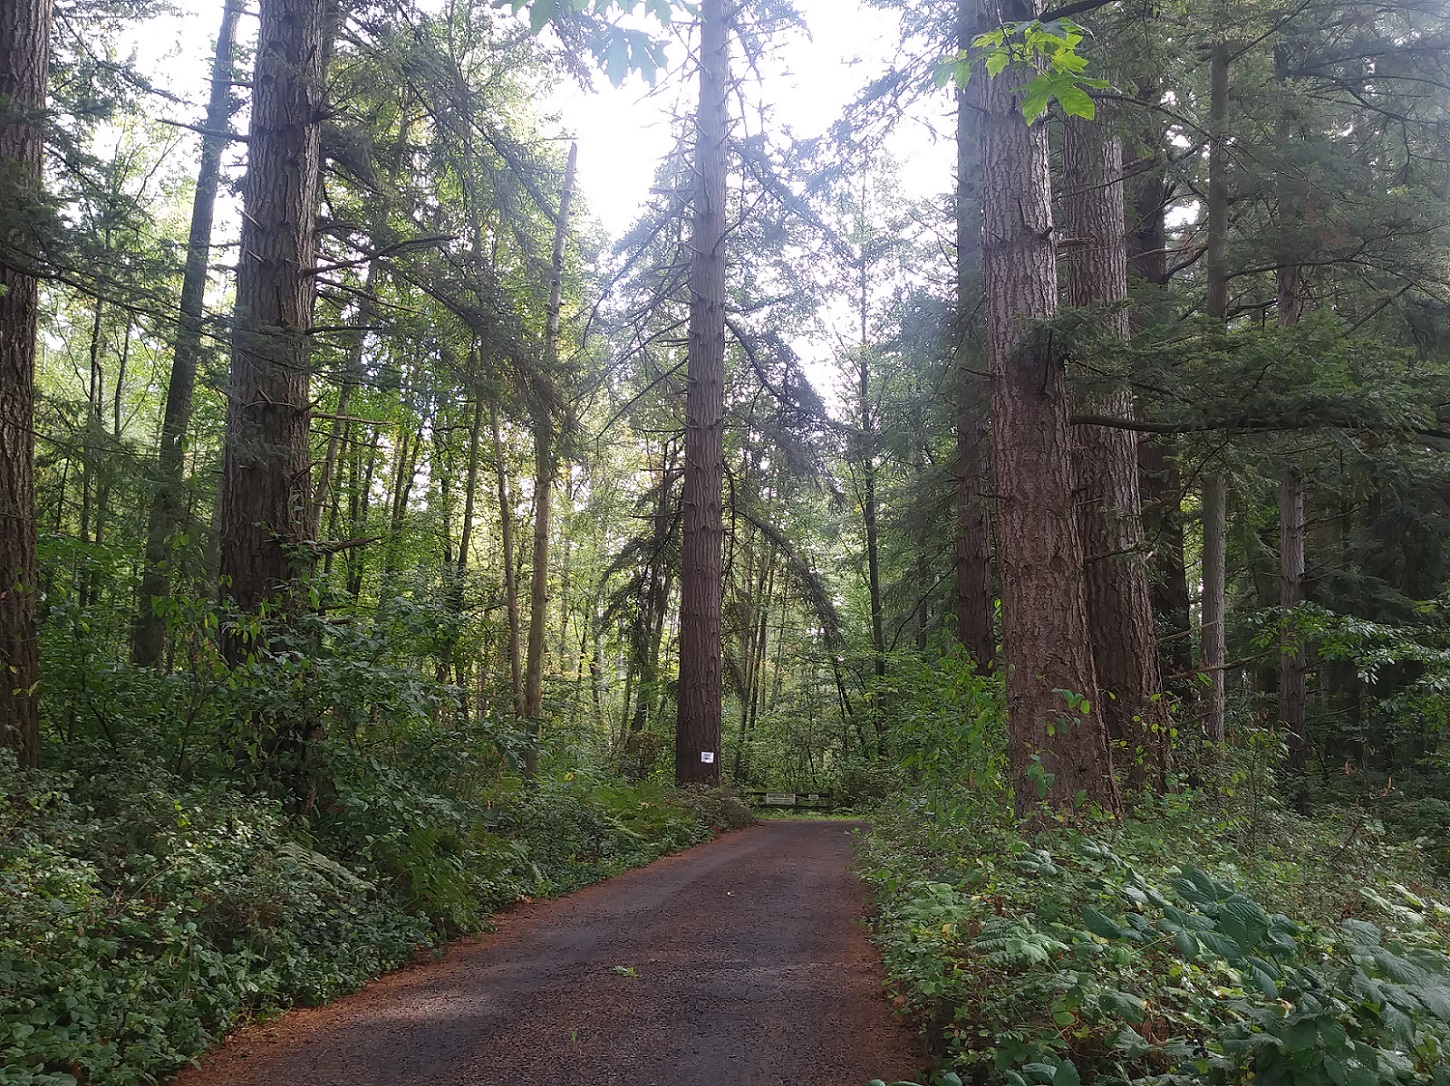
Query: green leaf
1099,988,1147,1024
1056,85,1095,119
1082,905,1127,940
529,0,556,33
1020,79,1052,124
1053,1061,1082,1086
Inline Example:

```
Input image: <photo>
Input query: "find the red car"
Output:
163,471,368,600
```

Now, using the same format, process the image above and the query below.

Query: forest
4,0,1450,1083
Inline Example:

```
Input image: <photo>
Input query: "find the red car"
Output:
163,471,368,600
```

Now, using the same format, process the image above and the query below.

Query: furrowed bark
0,0,53,768
1063,111,1171,793
675,0,728,787
981,0,1118,816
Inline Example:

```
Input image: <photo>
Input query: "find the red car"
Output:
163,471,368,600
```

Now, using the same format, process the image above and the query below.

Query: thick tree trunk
1200,41,1231,744
1063,113,1171,792
523,143,577,734
215,0,326,809
981,1,1118,816
675,0,728,787
953,0,996,673
218,0,324,622
134,0,242,667
0,0,52,769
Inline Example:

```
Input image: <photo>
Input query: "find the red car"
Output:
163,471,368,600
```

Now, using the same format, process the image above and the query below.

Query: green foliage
861,787,1450,1086
936,19,1109,122
494,0,683,83
876,646,1007,799
0,743,737,1086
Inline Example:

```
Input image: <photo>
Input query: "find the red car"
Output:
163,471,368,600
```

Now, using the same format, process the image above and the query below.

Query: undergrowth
861,780,1450,1085
0,748,751,1086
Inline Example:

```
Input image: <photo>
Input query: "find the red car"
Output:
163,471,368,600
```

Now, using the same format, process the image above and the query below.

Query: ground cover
860,779,1450,1086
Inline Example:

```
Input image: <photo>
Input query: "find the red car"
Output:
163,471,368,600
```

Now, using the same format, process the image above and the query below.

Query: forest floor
168,820,926,1086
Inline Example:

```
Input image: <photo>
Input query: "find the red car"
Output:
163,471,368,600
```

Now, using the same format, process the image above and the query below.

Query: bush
860,789,1450,1086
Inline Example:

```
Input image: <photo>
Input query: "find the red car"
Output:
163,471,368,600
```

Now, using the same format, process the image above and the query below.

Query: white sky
133,0,954,242
547,0,954,237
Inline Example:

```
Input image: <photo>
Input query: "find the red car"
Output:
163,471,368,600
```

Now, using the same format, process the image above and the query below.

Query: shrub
860,789,1450,1086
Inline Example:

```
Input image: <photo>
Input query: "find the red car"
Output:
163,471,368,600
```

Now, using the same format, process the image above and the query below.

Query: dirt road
171,820,926,1086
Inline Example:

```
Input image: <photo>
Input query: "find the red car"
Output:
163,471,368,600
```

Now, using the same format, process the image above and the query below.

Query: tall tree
1275,37,1308,809
134,0,243,667
523,142,578,766
953,0,995,673
979,3,1119,815
1063,109,1171,792
675,0,728,786
216,0,327,801
1199,40,1231,745
0,0,53,769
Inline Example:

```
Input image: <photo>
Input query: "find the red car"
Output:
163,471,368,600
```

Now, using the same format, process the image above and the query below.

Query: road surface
171,820,926,1086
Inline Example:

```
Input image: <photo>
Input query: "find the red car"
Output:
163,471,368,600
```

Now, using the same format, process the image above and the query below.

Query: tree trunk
1124,87,1192,694
675,0,728,787
1199,475,1228,743
309,259,376,540
981,0,1118,817
1276,41,1308,810
492,402,525,725
0,0,52,769
135,0,242,667
1200,41,1231,745
953,0,995,673
215,0,326,808
218,0,324,621
859,333,887,750
345,432,377,599
1063,113,1171,793
523,142,577,735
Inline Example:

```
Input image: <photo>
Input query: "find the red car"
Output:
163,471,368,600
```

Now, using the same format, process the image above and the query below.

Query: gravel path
170,820,926,1086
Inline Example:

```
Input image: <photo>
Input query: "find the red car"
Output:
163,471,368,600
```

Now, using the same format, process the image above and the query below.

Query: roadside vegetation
2,728,751,1085
859,658,1450,1086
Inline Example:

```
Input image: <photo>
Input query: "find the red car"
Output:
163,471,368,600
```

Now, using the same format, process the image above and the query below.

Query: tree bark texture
1062,114,1171,792
0,0,53,769
953,0,995,673
218,0,325,627
135,0,243,667
524,142,577,728
980,2,1119,816
675,0,728,787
